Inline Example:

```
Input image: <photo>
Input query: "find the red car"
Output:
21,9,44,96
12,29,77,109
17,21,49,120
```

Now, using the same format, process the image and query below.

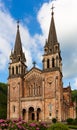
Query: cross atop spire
51,4,55,16
17,20,19,29
33,61,36,68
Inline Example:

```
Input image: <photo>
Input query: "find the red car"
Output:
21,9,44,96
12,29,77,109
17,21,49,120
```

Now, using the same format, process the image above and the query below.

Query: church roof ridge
25,67,42,76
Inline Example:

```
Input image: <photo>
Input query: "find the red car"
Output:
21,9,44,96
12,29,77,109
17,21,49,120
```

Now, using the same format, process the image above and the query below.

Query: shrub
52,118,57,123
0,118,48,130
48,123,69,130
66,118,73,125
72,118,77,125
68,125,77,129
39,122,48,130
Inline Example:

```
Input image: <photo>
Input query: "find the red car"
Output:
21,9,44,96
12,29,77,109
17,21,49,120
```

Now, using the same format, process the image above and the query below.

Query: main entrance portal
22,107,41,121
29,107,35,120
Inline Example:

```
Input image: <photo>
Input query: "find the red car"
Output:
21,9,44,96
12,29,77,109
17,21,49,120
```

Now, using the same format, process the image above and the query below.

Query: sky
0,0,77,90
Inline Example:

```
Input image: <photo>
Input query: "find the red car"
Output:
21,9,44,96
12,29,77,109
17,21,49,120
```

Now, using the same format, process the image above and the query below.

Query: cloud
0,6,15,70
0,3,31,70
0,1,43,71
37,0,77,86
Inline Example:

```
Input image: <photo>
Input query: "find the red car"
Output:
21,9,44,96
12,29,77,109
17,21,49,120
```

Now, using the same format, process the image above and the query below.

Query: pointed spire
44,5,59,54
43,5,62,72
10,21,26,63
14,21,22,55
48,4,58,45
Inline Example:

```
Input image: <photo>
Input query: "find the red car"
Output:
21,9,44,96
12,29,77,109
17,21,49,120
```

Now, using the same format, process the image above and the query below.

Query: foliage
72,118,77,125
66,118,77,125
68,124,77,129
39,122,48,130
72,90,77,118
48,123,69,130
72,90,77,102
0,118,48,130
0,82,7,119
66,118,73,125
52,118,57,123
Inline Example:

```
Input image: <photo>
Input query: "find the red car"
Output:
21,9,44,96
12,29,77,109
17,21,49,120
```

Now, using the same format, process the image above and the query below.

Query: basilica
7,8,76,121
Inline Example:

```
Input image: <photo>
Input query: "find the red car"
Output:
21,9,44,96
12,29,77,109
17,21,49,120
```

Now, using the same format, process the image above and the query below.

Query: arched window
52,58,55,67
47,59,50,68
29,86,32,96
39,86,41,95
56,56,58,67
29,87,30,96
13,105,15,113
9,66,11,76
16,66,18,74
48,103,52,111
12,67,14,75
55,46,58,51
22,109,26,120
33,83,36,96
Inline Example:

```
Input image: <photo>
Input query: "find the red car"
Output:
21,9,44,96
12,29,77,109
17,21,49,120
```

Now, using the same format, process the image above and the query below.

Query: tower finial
17,20,19,29
51,4,55,16
33,61,36,68
69,82,70,86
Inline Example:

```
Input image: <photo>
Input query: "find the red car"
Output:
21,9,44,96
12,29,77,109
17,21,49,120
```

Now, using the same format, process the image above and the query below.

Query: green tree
0,82,7,119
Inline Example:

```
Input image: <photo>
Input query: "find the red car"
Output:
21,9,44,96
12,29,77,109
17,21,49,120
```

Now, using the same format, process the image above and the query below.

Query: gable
24,67,42,80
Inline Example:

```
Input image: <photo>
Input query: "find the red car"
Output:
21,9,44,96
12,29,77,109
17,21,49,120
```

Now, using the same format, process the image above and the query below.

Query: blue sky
0,0,77,90
3,0,49,35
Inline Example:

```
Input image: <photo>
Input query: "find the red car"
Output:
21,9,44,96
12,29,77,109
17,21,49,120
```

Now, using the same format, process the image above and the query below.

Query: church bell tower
42,7,62,73
7,22,27,119
9,21,27,77
42,6,63,121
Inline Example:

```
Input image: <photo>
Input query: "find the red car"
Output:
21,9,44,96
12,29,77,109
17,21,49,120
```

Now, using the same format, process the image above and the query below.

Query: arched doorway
29,107,35,120
37,108,41,121
22,109,26,120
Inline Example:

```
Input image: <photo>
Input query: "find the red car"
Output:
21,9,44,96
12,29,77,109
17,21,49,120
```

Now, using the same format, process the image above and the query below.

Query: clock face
11,82,19,99
12,82,17,89
47,76,54,87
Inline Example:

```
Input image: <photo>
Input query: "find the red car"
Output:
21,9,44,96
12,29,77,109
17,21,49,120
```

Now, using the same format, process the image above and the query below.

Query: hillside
0,82,7,119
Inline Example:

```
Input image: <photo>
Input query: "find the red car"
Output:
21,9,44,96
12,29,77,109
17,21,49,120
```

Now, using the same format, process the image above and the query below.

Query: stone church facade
7,9,76,121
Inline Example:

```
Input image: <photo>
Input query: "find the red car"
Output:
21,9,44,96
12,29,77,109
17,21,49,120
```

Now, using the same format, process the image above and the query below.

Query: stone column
7,84,10,119
34,111,37,121
42,79,45,99
26,111,28,122
44,59,47,69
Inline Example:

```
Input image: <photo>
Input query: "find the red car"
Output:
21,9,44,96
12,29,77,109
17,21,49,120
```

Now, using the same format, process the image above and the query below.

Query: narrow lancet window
52,58,55,67
16,66,18,74
47,59,50,68
12,67,14,75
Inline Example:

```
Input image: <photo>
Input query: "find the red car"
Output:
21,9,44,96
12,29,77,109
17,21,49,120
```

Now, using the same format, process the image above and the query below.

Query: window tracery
13,105,15,113
26,75,42,97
